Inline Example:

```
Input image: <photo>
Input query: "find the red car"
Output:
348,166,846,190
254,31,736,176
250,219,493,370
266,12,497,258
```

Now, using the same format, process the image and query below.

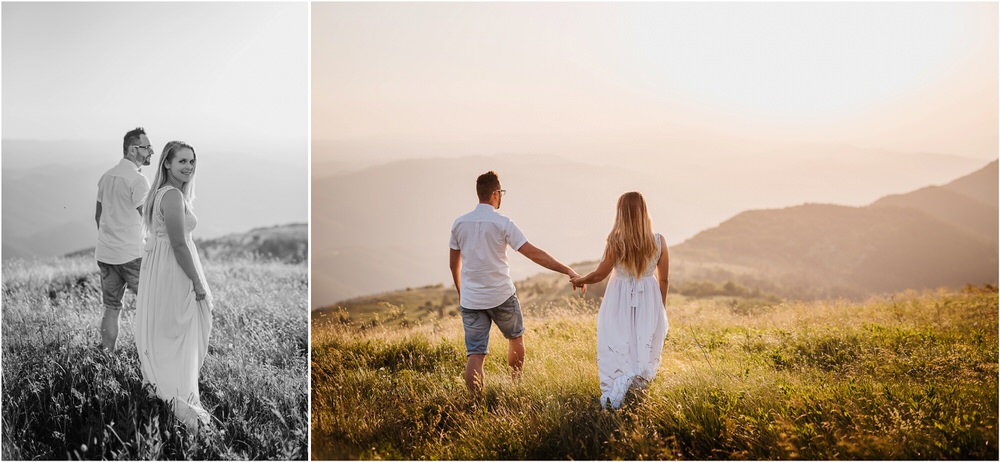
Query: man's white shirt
95,158,150,264
450,203,528,310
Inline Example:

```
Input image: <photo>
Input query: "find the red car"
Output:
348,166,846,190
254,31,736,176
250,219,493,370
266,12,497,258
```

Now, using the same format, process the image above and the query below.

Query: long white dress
135,186,213,430
597,233,669,410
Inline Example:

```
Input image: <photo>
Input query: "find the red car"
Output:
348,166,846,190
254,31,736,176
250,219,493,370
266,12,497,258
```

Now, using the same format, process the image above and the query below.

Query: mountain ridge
324,158,997,306
673,159,998,298
311,150,991,305
58,222,307,264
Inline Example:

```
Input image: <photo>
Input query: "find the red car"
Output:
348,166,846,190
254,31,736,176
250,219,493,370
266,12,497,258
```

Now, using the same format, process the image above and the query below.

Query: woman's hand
194,282,207,301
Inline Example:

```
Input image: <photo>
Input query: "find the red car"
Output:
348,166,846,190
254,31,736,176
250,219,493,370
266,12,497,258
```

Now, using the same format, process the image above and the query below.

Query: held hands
568,270,587,294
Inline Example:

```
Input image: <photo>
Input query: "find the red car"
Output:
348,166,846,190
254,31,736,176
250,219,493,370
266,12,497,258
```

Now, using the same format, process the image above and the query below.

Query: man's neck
124,156,142,168
479,200,498,209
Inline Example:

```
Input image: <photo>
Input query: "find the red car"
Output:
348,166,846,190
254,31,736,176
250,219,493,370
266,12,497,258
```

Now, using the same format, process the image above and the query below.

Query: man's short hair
476,171,500,202
122,127,146,156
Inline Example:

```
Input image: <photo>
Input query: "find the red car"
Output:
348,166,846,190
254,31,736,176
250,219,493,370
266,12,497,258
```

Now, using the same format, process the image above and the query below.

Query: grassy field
312,286,998,459
2,254,308,460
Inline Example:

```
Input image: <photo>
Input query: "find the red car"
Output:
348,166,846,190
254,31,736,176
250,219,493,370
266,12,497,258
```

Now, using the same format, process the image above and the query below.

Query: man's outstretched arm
517,242,579,278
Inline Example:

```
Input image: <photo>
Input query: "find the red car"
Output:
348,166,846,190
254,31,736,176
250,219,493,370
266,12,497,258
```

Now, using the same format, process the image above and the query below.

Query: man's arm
449,248,462,298
517,242,579,278
95,201,102,229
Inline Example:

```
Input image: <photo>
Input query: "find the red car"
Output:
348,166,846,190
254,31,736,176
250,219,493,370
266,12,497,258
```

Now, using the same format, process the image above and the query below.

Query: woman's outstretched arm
571,246,616,289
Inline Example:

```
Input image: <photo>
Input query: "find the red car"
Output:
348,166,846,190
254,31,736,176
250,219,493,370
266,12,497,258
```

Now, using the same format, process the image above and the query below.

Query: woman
571,191,669,410
135,141,213,431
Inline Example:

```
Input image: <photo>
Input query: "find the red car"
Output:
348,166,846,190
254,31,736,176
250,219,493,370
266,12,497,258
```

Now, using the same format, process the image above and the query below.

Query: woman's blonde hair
605,191,658,278
143,141,197,228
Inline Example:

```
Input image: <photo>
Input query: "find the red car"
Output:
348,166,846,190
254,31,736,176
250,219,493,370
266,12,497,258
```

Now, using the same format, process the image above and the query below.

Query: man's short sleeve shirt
450,203,528,309
95,158,150,264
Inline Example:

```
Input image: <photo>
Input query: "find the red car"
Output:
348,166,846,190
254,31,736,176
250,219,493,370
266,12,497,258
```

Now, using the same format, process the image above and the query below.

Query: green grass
2,255,308,460
311,287,998,459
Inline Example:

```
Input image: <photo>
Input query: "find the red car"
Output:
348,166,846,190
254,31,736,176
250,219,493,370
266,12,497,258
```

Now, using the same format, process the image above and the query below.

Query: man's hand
569,270,587,293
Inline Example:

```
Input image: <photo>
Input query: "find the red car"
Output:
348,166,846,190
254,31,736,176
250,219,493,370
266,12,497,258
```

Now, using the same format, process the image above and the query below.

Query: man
449,170,580,397
95,127,152,350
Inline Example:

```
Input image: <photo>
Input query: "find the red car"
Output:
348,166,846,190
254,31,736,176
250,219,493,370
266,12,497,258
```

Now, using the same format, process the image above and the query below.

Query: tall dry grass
2,255,308,460
312,288,998,459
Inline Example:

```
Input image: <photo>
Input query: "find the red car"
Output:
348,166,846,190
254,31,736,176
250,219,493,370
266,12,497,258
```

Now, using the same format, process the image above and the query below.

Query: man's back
450,203,528,309
96,158,149,264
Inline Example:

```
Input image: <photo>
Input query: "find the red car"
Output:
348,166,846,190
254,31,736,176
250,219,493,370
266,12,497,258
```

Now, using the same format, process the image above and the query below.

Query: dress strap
154,185,177,202
154,185,186,211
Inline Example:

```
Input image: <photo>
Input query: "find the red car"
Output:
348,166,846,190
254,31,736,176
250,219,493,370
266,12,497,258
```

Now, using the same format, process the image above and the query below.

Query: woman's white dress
135,186,213,430
597,233,669,409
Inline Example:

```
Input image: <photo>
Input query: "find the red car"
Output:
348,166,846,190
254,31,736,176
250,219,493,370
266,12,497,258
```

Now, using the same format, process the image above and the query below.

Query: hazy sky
313,2,998,160
2,2,308,152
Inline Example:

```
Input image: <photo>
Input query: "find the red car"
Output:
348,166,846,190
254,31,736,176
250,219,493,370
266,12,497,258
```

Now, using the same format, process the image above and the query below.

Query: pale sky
313,2,998,160
2,2,308,151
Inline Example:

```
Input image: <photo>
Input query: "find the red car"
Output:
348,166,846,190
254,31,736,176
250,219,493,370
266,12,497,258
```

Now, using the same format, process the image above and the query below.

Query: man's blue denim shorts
460,294,524,356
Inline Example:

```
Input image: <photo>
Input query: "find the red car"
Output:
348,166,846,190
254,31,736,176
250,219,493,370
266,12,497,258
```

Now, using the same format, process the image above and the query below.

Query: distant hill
63,223,307,264
871,160,998,239
315,161,999,320
673,160,999,298
938,159,999,207
312,260,602,323
198,223,307,263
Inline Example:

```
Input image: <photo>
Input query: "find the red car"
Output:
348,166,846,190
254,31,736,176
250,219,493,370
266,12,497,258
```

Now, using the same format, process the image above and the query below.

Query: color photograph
310,2,998,459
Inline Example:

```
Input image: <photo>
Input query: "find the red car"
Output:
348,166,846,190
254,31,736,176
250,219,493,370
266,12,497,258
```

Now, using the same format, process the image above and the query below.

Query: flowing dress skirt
596,270,668,409
135,234,212,430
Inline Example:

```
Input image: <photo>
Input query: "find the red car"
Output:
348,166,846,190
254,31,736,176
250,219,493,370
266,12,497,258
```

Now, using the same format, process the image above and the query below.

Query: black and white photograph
2,2,308,459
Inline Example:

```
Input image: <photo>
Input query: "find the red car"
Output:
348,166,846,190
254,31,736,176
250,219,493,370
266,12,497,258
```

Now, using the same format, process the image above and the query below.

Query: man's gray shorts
98,258,141,311
461,294,524,356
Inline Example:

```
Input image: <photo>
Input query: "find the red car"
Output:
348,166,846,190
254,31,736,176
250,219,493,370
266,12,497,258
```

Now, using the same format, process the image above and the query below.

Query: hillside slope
871,160,998,239
198,223,307,263
674,160,998,297
63,223,307,263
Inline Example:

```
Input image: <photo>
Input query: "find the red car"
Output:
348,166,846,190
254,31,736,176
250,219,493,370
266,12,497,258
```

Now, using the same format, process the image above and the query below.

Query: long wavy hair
143,141,197,229
605,191,658,278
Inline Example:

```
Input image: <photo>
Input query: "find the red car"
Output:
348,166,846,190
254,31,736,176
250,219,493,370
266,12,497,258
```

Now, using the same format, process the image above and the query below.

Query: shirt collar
118,157,142,172
475,203,497,212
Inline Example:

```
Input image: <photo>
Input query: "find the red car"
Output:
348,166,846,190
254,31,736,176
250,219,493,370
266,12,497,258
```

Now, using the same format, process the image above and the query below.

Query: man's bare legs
465,336,526,398
100,307,122,351
508,336,525,382
465,354,487,398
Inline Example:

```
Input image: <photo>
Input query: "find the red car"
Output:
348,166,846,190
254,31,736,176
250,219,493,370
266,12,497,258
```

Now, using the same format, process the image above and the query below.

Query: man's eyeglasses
495,189,506,197
133,144,153,152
